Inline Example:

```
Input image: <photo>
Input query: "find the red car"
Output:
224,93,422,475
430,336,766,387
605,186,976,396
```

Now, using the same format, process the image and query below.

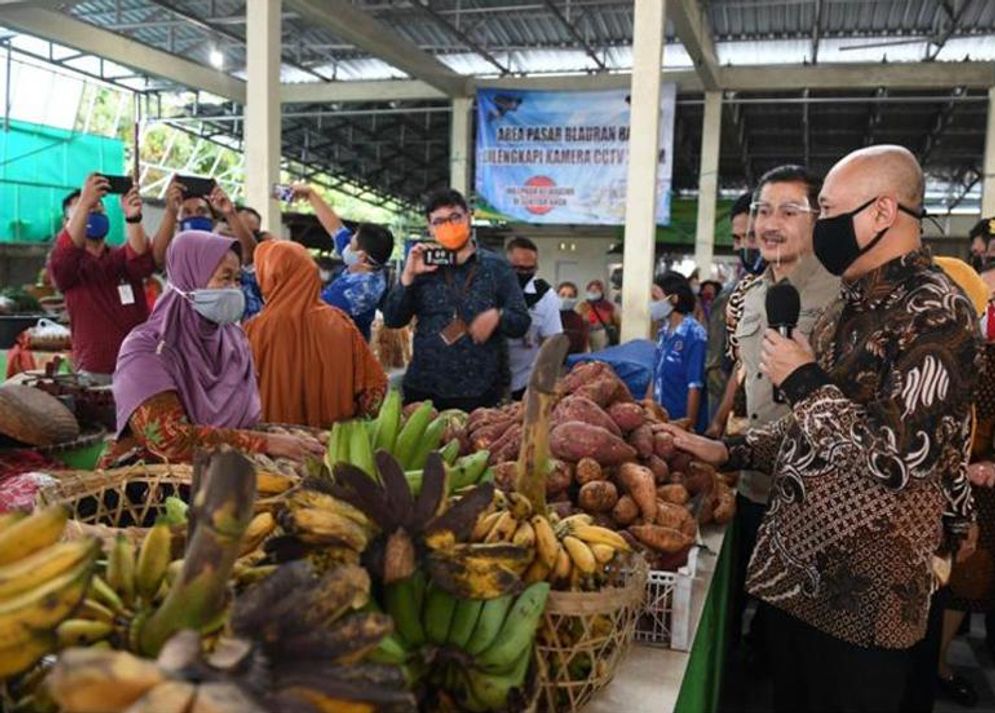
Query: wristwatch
125,214,143,224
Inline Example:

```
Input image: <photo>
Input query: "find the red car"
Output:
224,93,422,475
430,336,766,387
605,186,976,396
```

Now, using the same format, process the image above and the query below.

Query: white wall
513,234,618,291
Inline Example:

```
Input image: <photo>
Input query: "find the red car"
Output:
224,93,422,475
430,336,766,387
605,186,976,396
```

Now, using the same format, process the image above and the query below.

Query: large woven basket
36,463,192,550
534,554,648,711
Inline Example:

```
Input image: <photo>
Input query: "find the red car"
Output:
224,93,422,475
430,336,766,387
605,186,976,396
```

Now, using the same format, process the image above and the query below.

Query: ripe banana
0,631,55,678
46,647,166,712
570,524,631,552
55,619,114,648
523,557,552,584
0,553,95,649
0,505,67,567
477,583,550,671
590,543,617,565
511,521,536,548
0,539,97,600
446,597,484,650
239,512,276,557
484,511,517,544
280,507,369,551
563,536,597,575
107,534,137,606
423,585,456,645
135,523,172,603
552,545,572,581
471,511,502,542
286,489,370,529
255,472,296,497
507,493,533,521
395,401,434,469
78,597,116,625
531,515,559,569
464,594,514,656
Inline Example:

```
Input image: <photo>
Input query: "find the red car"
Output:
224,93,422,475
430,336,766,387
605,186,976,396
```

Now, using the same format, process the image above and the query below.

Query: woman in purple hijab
107,231,323,464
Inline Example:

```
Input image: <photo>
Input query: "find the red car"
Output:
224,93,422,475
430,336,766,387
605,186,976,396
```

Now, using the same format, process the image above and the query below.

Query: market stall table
586,523,732,713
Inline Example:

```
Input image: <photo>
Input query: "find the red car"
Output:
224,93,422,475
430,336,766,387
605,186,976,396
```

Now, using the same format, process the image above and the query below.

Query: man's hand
290,182,314,201
401,243,438,286
760,329,816,388
469,308,501,344
208,184,235,217
165,176,185,215
704,421,724,439
79,173,109,210
121,187,143,220
655,422,730,467
968,461,995,488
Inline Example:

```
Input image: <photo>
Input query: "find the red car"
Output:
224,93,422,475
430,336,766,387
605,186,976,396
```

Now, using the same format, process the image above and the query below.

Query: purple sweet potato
608,402,645,433
628,424,654,459
559,361,613,395
653,431,677,460
573,375,621,408
553,395,621,437
471,418,517,450
578,480,619,513
546,459,573,495
488,423,522,465
550,421,638,465
575,457,605,485
647,454,670,484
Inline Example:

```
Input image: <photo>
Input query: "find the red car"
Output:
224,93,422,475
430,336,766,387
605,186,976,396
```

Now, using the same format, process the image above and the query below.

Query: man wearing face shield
47,173,156,385
383,189,530,411
659,146,979,712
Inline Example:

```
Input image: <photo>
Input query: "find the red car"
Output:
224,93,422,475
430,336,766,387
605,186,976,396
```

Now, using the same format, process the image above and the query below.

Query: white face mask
171,284,245,325
559,296,577,311
318,269,333,283
586,290,602,302
650,298,674,322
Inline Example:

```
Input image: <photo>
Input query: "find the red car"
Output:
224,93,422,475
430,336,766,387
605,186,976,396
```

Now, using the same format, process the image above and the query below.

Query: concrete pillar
694,91,722,273
450,96,473,198
620,0,666,344
983,86,995,219
245,0,282,233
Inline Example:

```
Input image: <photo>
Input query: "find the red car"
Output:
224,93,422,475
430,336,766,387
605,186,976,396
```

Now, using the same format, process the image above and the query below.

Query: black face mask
739,247,766,276
516,271,535,289
813,197,922,277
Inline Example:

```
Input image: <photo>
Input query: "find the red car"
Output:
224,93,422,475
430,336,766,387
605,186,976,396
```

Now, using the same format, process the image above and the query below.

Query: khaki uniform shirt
733,254,840,504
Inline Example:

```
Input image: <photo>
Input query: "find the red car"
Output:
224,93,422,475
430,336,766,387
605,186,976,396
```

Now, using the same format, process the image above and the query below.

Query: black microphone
765,280,801,404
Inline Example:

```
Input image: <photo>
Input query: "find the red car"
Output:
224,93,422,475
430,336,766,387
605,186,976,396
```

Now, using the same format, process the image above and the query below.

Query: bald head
824,145,924,212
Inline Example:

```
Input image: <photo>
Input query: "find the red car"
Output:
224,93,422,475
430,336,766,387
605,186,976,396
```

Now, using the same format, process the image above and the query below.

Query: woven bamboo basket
533,554,648,712
36,463,193,550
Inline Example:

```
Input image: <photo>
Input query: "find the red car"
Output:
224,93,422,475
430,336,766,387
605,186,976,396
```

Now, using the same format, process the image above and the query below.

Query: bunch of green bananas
326,392,493,495
376,575,550,712
0,505,99,680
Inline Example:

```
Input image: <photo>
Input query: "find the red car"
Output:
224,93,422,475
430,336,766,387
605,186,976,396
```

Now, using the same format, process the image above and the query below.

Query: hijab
113,231,261,435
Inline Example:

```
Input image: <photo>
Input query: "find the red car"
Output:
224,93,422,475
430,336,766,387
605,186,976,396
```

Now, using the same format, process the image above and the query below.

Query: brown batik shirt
726,250,978,649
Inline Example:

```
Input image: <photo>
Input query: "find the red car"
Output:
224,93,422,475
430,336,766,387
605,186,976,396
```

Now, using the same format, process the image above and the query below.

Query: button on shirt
382,247,531,401
508,278,563,392
653,315,708,433
47,229,155,375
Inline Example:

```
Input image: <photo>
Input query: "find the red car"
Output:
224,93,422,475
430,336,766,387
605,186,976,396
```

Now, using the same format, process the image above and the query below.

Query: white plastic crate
633,547,699,651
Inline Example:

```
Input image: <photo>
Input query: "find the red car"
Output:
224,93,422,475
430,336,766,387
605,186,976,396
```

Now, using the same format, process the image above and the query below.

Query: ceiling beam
0,5,245,101
281,78,448,103
284,0,468,97
412,0,510,75
668,0,721,90
540,0,606,71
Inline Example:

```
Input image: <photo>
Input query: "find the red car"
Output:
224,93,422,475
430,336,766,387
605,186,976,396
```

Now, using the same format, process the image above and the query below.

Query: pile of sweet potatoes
472,360,737,572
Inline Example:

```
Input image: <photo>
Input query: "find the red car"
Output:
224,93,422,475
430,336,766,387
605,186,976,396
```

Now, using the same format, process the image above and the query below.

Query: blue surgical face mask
180,216,214,233
172,284,245,325
342,245,362,267
650,298,674,322
85,212,110,241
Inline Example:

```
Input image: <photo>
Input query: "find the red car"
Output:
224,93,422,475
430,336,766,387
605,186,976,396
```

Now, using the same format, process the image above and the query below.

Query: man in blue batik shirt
290,183,393,340
650,271,709,433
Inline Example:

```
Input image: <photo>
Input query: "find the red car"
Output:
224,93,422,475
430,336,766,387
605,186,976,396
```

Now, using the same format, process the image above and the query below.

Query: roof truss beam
540,0,606,71
668,0,721,90
284,0,468,97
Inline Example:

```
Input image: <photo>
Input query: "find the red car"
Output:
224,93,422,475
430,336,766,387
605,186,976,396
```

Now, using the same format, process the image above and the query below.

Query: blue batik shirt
241,266,264,320
321,226,387,341
653,315,709,433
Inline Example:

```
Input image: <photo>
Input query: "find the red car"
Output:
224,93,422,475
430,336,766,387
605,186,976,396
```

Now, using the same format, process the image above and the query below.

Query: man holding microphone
665,145,978,712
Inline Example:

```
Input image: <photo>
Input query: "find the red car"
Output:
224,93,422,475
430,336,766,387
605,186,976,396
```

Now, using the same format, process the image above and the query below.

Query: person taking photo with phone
287,183,394,341
382,189,530,411
47,172,156,385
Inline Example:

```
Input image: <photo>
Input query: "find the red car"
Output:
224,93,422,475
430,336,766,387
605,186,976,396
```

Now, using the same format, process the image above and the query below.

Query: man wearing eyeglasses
383,189,531,411
719,165,840,664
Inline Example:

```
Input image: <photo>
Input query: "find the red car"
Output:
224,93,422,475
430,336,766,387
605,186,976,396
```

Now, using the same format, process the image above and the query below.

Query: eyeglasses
429,212,466,228
750,202,818,220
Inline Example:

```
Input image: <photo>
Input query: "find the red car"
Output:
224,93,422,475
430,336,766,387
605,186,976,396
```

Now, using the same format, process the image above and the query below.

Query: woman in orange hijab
246,240,387,428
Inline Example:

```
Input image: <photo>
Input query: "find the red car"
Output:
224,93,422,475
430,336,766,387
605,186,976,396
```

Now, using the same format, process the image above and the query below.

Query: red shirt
47,229,155,375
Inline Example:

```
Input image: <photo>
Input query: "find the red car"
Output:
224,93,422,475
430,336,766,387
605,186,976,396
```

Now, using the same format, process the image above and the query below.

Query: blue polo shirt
653,315,709,433
320,226,387,341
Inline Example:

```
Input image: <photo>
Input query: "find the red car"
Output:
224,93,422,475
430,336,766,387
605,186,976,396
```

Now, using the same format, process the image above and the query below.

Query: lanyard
443,262,478,319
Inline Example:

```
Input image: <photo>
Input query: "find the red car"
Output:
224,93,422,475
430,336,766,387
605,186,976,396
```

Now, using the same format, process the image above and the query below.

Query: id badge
440,316,468,346
118,283,136,305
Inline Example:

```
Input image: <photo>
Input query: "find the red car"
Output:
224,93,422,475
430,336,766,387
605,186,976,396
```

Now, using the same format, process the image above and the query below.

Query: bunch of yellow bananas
0,505,98,681
275,488,372,559
471,491,537,547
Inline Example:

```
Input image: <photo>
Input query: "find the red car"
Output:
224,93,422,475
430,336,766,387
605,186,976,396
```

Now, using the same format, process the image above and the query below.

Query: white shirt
508,277,564,392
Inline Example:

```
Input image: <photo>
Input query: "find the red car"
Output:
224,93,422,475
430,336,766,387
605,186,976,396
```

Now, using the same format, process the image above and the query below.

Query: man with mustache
721,166,839,662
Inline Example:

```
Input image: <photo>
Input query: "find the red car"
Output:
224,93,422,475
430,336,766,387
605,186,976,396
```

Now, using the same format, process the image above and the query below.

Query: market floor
719,614,995,713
